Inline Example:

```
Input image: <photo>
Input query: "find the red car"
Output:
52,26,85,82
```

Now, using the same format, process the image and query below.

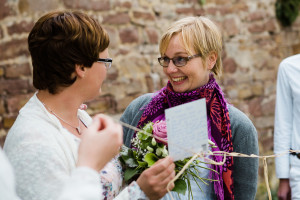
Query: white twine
118,120,300,200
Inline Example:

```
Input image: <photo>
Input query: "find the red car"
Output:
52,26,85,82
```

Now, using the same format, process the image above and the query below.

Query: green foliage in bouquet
119,121,219,198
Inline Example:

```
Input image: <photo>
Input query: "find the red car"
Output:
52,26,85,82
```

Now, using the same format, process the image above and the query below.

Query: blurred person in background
274,54,300,200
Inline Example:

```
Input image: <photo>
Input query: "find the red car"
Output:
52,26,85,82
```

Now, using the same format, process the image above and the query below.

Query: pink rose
152,120,168,145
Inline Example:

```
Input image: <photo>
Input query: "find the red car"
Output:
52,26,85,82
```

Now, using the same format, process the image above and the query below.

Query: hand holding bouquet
120,120,218,198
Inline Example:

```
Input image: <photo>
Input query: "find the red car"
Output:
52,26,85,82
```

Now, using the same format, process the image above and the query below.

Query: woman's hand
77,114,123,171
136,156,175,200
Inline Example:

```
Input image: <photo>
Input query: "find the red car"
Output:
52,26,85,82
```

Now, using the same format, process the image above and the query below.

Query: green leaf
140,139,152,149
124,168,140,181
143,122,153,133
120,148,139,168
144,153,158,167
137,161,148,168
138,131,149,140
172,179,187,195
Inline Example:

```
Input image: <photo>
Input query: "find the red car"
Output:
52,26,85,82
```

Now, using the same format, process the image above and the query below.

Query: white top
3,93,147,200
0,146,103,200
274,54,300,178
0,147,20,200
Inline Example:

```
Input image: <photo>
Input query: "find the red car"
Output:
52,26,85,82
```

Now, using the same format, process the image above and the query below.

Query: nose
166,60,178,73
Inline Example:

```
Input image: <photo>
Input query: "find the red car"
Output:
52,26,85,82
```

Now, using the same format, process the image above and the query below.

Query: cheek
163,68,168,75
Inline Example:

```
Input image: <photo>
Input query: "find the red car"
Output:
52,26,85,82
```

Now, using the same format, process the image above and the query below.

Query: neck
37,89,84,122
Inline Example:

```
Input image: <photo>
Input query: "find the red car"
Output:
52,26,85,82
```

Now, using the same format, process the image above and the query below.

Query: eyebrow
164,52,188,57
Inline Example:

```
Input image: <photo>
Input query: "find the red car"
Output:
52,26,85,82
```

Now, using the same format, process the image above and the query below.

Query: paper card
165,98,208,161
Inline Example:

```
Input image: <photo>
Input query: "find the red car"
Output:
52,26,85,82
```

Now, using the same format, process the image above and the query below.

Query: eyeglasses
97,58,112,69
158,54,201,67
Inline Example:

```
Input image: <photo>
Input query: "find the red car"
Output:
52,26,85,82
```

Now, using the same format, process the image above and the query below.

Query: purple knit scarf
135,75,234,200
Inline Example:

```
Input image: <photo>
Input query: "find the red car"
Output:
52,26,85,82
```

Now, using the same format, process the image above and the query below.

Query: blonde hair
159,16,223,77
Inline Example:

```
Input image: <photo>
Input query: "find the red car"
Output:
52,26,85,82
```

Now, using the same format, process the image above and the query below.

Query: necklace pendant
76,127,81,135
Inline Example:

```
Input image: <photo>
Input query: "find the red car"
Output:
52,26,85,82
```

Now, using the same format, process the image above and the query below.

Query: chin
173,87,188,93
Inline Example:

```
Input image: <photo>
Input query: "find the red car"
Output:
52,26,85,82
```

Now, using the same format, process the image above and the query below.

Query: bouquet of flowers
120,120,218,198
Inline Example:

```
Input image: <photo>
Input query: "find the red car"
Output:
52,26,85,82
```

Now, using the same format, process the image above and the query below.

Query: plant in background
275,0,300,27
120,120,218,198
198,0,206,6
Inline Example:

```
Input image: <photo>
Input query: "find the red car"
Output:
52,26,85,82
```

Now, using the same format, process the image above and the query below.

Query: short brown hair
28,10,109,94
159,16,223,77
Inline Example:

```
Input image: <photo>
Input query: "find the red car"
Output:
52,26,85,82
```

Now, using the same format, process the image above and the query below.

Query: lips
172,76,187,82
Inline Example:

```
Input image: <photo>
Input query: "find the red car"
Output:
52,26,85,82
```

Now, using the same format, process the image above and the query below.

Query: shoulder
228,105,254,130
228,104,258,147
4,97,61,153
279,54,300,73
122,93,153,117
128,93,153,109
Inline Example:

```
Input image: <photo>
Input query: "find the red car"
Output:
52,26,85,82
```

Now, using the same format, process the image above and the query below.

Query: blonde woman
121,16,259,200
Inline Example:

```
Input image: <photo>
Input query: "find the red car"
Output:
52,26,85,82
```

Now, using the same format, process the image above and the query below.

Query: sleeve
57,167,103,200
0,148,21,200
230,107,259,200
114,181,149,200
274,62,292,178
5,141,72,200
120,94,152,147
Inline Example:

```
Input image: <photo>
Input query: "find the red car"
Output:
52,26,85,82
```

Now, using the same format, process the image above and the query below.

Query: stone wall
1,0,300,198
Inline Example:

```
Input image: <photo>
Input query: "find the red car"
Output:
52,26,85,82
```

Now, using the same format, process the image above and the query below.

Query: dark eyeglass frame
158,54,201,67
97,58,112,69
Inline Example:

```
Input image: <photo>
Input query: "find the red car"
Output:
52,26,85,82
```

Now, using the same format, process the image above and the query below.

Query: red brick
261,98,275,116
248,23,264,33
0,79,30,95
106,66,118,81
0,39,29,60
5,63,31,78
248,19,277,34
132,11,155,21
114,1,131,9
176,7,195,15
219,6,232,15
18,0,59,13
145,28,158,44
194,8,205,16
223,57,237,73
119,27,139,44
0,0,15,19
103,13,130,25
248,97,263,117
231,2,248,13
264,19,277,32
223,18,239,37
0,26,3,39
206,7,218,15
117,48,130,55
63,0,110,11
7,21,34,35
248,11,266,21
6,94,32,113
0,99,5,114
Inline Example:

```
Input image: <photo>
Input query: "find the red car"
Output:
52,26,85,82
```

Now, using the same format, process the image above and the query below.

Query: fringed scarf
134,75,234,200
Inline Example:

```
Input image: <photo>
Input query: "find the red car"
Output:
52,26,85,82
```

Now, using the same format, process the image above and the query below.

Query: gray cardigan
121,93,259,200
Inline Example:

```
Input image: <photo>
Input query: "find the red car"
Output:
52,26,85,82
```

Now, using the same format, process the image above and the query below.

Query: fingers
94,114,114,131
150,156,174,174
88,114,102,131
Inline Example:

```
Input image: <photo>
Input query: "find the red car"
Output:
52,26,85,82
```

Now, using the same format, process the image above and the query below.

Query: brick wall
1,0,300,198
